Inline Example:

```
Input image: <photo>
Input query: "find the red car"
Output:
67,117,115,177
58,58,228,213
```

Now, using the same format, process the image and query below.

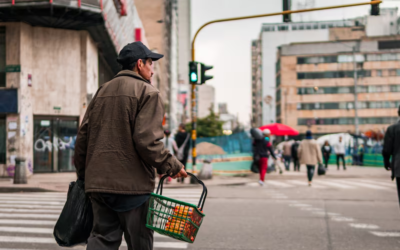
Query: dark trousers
323,154,330,169
336,154,346,170
359,154,364,166
283,156,291,171
306,165,315,182
293,157,300,171
178,156,187,183
87,193,153,250
397,178,400,208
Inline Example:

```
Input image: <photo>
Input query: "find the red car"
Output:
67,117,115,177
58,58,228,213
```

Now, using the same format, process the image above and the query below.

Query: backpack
177,134,190,161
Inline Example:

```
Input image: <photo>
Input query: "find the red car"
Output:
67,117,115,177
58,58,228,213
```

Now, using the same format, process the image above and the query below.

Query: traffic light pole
189,0,381,174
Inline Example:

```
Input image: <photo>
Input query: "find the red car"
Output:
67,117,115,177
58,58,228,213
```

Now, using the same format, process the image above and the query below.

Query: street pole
353,46,359,135
189,1,381,174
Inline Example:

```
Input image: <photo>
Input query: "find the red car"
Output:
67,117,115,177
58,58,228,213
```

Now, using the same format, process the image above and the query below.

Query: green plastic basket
146,173,207,243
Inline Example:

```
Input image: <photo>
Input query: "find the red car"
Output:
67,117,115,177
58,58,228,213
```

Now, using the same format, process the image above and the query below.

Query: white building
197,84,215,118
257,8,398,125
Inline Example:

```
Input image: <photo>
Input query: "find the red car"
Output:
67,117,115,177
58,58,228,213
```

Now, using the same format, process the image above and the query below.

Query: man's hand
171,167,188,179
384,164,391,171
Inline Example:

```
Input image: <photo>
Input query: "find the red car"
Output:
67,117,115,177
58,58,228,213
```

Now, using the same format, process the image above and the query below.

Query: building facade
0,0,148,176
255,8,398,126
276,34,400,137
251,39,263,127
197,84,215,118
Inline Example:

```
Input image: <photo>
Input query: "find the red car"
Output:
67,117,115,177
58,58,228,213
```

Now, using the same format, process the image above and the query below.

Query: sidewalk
0,172,253,192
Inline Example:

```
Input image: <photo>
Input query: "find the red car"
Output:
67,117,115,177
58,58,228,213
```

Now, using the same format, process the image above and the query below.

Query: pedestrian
254,129,277,186
175,123,191,184
298,130,322,186
334,136,346,170
382,105,400,209
291,141,300,171
282,139,292,171
74,41,187,250
358,144,364,166
160,130,178,184
321,140,332,169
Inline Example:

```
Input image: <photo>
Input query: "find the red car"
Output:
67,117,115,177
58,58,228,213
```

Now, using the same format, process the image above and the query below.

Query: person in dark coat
382,105,400,208
321,140,332,169
175,123,191,183
291,141,300,171
254,129,277,186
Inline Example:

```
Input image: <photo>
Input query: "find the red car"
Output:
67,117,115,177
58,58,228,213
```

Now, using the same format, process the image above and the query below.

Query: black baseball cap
117,41,163,65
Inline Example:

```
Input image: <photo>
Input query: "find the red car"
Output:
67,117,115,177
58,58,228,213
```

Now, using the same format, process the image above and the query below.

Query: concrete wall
0,22,99,176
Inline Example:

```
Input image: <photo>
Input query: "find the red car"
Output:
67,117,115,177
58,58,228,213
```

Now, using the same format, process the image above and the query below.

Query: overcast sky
191,0,400,125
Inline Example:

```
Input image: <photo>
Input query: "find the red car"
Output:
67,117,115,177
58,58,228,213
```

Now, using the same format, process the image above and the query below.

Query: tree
186,105,224,138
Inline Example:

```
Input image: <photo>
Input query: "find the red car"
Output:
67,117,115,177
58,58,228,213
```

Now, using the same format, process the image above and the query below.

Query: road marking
331,217,355,222
0,201,64,205
349,223,379,229
286,180,326,189
0,226,53,234
289,204,311,207
312,180,355,189
312,212,341,216
0,197,66,202
0,204,63,209
359,180,395,188
265,180,294,188
0,213,58,219
300,207,324,211
0,236,187,248
0,219,56,225
370,231,400,237
337,180,388,190
0,208,61,213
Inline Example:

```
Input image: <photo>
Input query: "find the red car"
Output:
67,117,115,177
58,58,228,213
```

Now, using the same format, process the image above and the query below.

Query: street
0,166,398,250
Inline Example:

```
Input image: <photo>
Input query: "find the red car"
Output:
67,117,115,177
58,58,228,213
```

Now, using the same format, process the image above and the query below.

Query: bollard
14,157,27,184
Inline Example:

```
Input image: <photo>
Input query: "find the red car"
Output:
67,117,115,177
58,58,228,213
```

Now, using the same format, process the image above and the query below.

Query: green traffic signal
189,61,199,83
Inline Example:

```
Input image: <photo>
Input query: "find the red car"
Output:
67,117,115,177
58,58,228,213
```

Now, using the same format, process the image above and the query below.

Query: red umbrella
259,123,299,136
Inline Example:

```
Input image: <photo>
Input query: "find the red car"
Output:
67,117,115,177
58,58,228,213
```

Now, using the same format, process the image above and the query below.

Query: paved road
0,188,204,250
191,167,400,250
0,166,399,250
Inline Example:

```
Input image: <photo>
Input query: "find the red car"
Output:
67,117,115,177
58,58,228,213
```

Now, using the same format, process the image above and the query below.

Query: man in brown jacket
74,41,187,250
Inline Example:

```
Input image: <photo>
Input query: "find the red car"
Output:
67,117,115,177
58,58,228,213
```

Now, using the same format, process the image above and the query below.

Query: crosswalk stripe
370,231,400,237
337,180,389,190
286,180,326,189
0,208,61,213
0,236,187,248
358,179,396,188
0,213,59,219
0,197,66,202
265,180,294,188
0,219,56,226
312,180,355,189
0,204,63,209
0,201,65,205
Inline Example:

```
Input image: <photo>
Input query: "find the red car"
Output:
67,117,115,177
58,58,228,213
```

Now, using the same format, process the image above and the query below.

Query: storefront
33,116,79,172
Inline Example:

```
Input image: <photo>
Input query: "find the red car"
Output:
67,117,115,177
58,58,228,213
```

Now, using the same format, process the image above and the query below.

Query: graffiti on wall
34,136,75,152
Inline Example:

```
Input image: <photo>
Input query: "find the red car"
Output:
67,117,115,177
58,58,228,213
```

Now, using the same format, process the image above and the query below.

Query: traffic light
189,61,199,84
371,0,379,16
200,63,213,84
283,0,291,23
188,61,213,84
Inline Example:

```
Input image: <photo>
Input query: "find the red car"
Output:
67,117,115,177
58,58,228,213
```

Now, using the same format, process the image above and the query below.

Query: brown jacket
298,139,322,166
74,70,182,194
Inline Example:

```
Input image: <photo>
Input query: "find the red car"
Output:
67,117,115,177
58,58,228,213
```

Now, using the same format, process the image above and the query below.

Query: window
292,25,298,31
376,70,382,77
389,69,397,76
297,56,337,64
276,75,281,88
297,70,371,79
321,24,327,29
378,40,400,50
299,25,304,30
298,117,397,126
278,25,288,31
313,24,318,29
0,27,5,87
0,116,4,164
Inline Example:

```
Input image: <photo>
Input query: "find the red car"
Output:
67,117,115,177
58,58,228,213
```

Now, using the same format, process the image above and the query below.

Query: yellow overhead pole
189,1,382,173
